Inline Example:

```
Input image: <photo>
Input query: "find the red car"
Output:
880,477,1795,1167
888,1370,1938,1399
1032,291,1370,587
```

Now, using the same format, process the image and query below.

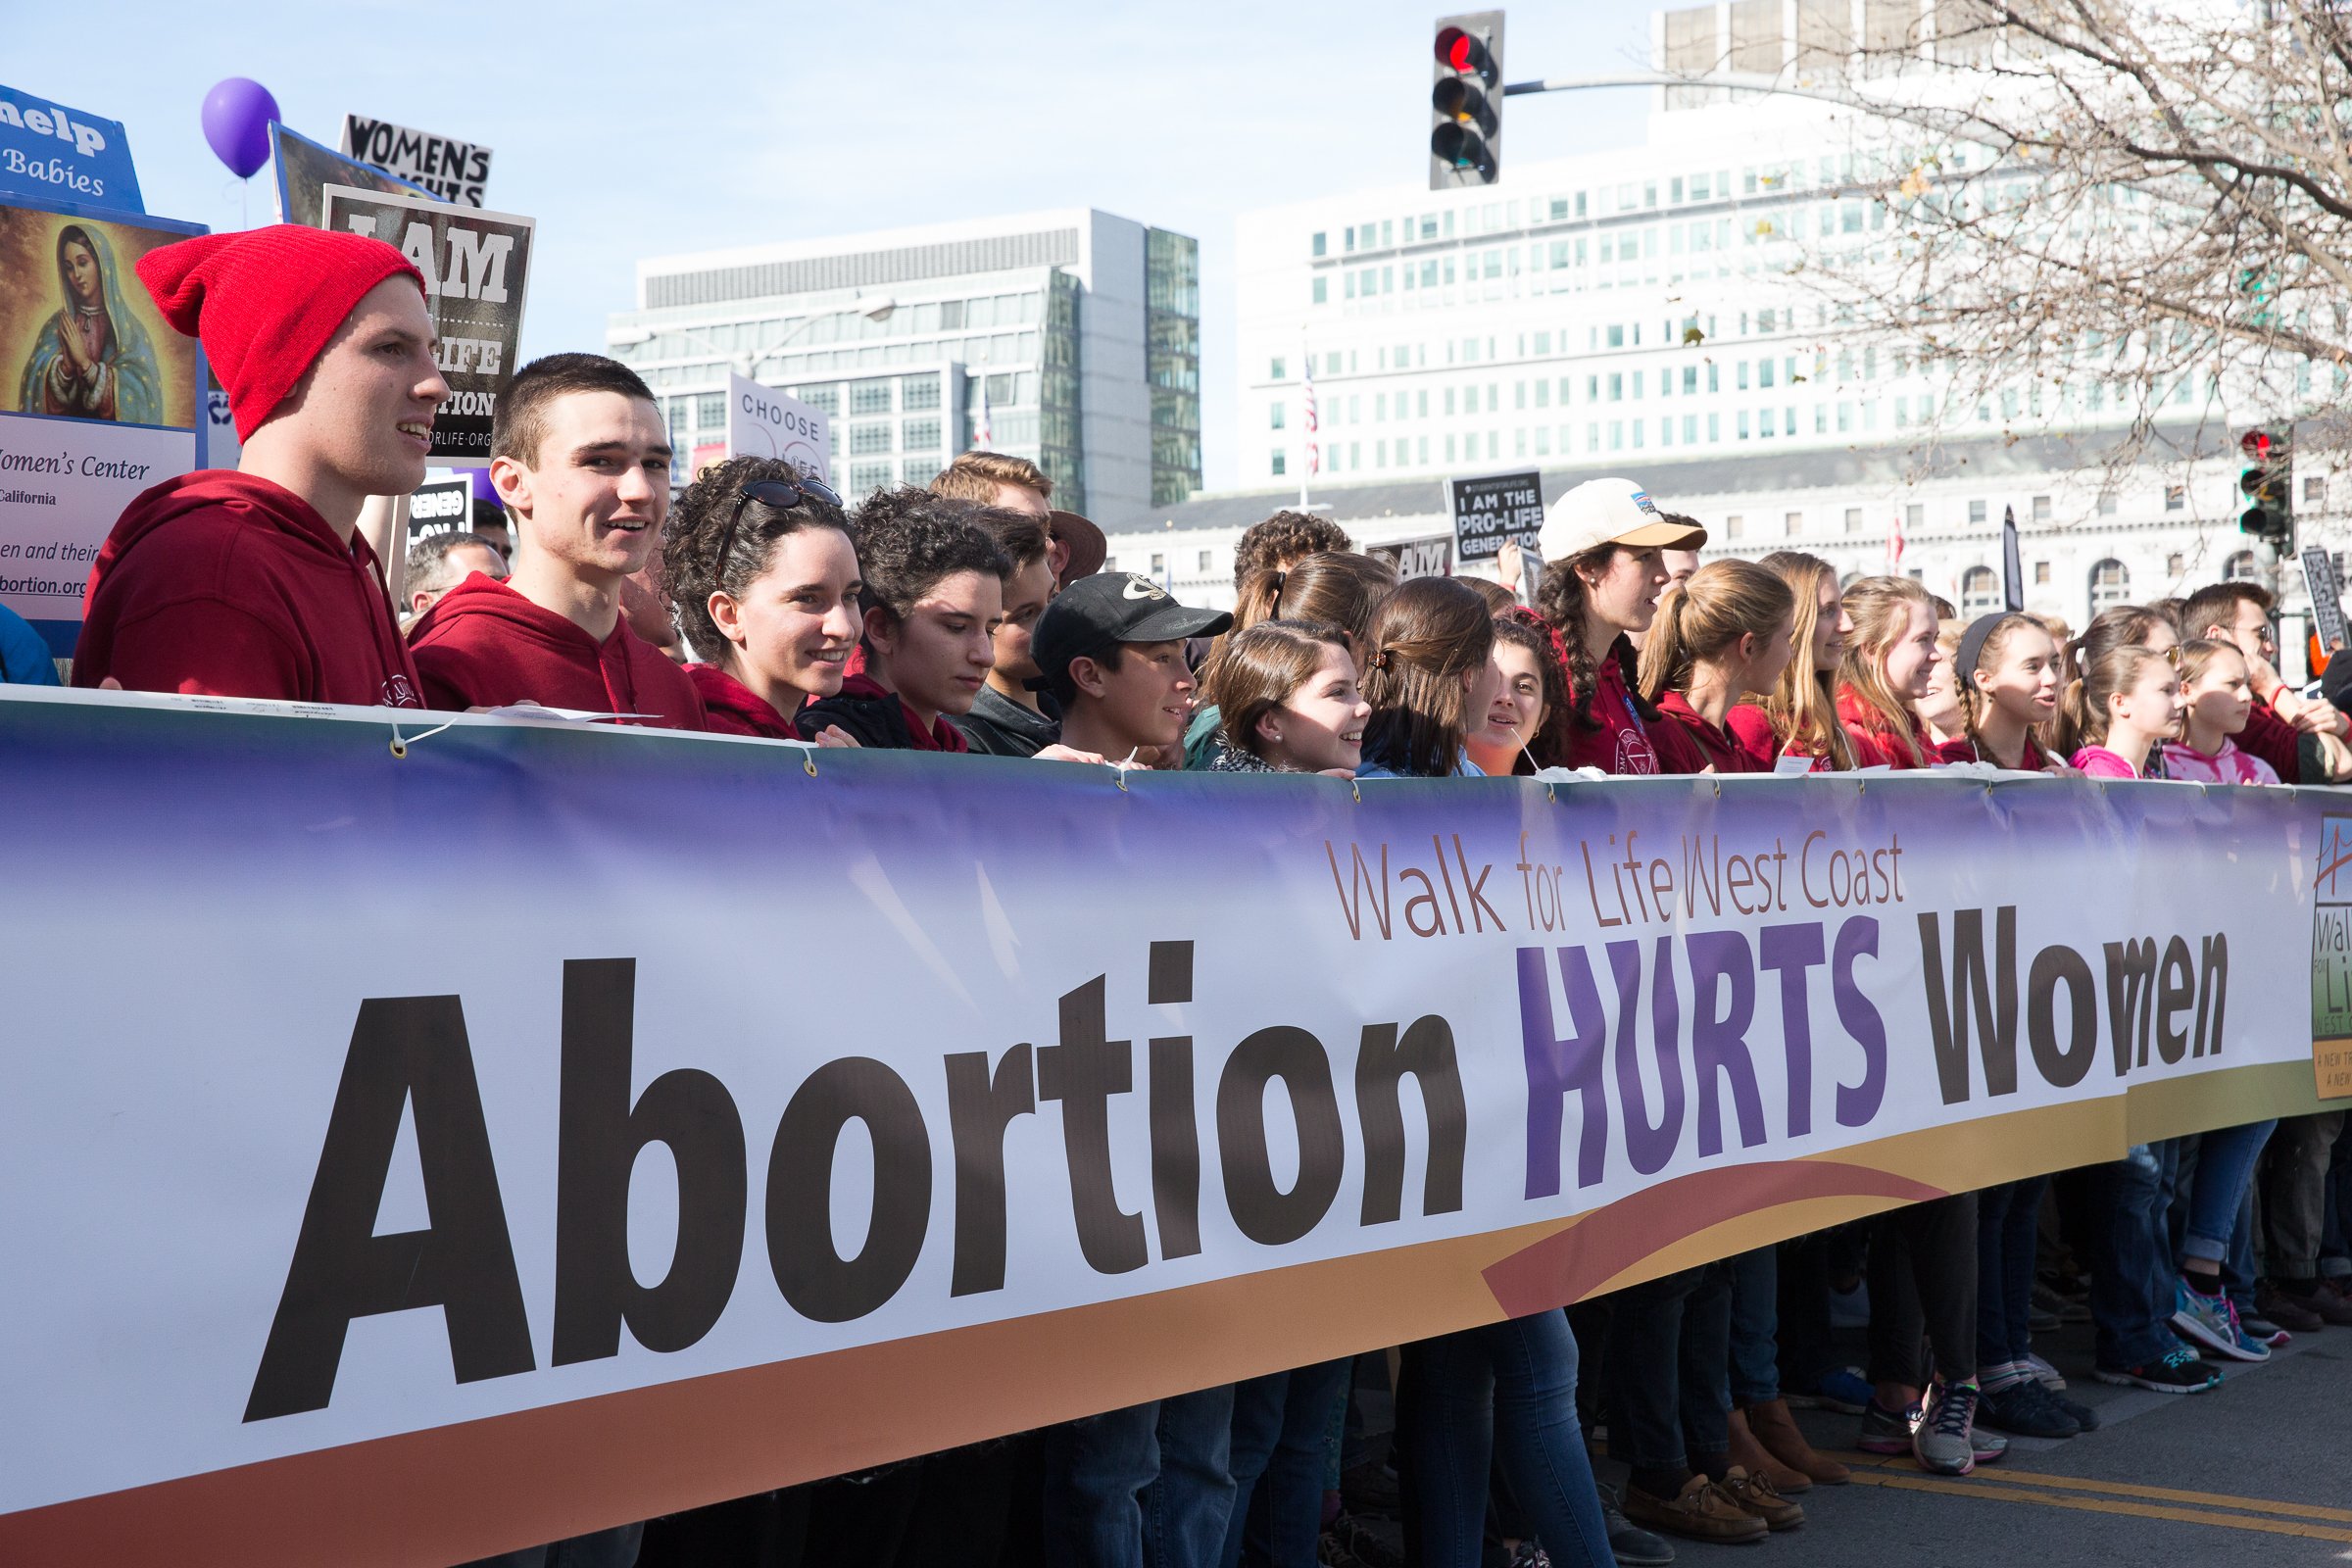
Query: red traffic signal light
1435,25,1495,83
2240,430,2273,463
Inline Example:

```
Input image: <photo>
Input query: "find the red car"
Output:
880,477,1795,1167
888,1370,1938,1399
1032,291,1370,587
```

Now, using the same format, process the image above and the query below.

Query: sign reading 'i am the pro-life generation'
1449,470,1544,564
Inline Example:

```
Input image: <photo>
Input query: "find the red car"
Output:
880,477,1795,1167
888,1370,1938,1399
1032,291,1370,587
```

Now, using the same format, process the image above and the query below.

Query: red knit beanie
136,225,427,441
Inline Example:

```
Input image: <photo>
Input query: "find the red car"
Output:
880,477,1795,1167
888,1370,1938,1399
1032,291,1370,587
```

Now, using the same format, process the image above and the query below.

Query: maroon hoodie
686,662,800,739
72,469,421,707
409,574,707,729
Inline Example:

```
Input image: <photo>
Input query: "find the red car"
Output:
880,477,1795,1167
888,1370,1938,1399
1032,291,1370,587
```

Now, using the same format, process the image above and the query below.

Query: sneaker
2255,1282,2327,1334
2046,1388,2100,1432
1787,1365,1874,1414
1979,1378,2079,1440
1321,1511,1403,1568
1828,1279,1871,1328
1914,1382,1985,1475
1619,1475,1768,1544
2171,1280,2271,1362
1595,1484,1676,1566
2090,1346,2223,1394
1718,1466,1804,1531
2033,1280,2091,1324
2240,1310,2291,1347
1340,1459,1398,1518
2023,1351,2067,1391
1504,1544,1552,1567
1856,1396,1918,1454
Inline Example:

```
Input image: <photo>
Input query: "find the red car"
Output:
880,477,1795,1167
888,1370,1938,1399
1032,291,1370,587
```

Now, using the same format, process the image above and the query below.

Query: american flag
973,362,994,448
1887,506,1905,568
1301,353,1320,477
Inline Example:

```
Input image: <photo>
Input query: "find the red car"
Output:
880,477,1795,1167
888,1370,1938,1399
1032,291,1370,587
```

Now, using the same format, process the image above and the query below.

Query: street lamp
606,294,900,378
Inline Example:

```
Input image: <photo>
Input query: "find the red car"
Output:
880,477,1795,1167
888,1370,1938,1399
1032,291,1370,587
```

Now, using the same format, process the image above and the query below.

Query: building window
1271,357,1287,380
1907,504,1924,528
2034,562,2051,584
1312,278,1327,305
1844,508,1862,532
1272,450,1287,476
696,392,726,428
1961,566,2000,613
1726,514,1744,539
2167,553,2184,575
2226,551,2259,581
1199,551,1213,572
849,460,893,492
2089,558,2132,612
1968,500,1987,524
850,421,893,456
902,416,941,452
850,379,892,416
2032,494,2051,522
1311,232,1327,257
1151,554,1165,573
2306,476,2328,507
1784,512,1802,536
1271,402,1286,430
2098,493,2118,515
2165,485,2185,512
902,374,941,413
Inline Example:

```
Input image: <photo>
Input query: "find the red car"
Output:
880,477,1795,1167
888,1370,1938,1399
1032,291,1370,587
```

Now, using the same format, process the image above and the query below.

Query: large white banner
0,684,2336,1566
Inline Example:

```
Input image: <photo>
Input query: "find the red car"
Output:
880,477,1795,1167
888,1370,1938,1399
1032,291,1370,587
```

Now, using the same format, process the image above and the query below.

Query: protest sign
1450,469,1544,564
726,370,830,479
204,371,239,471
2303,546,2345,655
339,115,492,208
0,194,206,656
406,477,473,547
319,184,534,468
270,122,438,232
0,86,140,212
0,684,2335,1566
1366,533,1453,581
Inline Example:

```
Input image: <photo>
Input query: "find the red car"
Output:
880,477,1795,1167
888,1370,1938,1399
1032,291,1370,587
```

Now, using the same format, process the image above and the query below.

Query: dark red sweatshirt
408,573,707,730
72,469,421,707
685,662,799,739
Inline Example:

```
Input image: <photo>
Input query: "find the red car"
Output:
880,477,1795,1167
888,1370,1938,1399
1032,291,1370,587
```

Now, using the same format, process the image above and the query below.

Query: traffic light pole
1493,71,2011,146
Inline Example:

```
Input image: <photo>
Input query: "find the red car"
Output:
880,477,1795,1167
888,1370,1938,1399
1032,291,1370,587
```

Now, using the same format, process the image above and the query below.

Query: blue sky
25,0,1651,492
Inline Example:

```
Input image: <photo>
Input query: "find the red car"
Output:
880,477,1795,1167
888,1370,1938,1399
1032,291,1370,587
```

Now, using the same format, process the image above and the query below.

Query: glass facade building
611,210,1195,526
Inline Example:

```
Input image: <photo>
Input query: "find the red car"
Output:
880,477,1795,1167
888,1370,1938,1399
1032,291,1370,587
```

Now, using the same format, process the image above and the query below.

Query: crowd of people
12,223,2351,1568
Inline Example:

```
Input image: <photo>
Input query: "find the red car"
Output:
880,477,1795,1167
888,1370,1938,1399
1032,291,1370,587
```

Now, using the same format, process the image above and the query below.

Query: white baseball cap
1538,477,1708,560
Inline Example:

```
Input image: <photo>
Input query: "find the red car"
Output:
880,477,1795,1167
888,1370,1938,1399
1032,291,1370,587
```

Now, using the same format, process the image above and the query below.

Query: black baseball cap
1031,571,1233,690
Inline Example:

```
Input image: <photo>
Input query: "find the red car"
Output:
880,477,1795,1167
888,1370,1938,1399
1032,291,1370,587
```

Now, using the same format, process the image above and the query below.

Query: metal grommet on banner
387,719,455,760
1712,779,1721,799
1350,778,1361,805
1113,764,1129,793
804,752,818,777
1544,782,1555,805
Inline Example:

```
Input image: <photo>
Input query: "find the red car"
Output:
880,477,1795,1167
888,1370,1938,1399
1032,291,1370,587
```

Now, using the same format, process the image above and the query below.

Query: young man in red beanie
408,355,706,729
73,225,445,706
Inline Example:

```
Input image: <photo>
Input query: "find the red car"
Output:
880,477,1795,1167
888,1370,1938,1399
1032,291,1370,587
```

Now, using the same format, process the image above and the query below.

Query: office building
1130,2,2336,637
607,209,1200,526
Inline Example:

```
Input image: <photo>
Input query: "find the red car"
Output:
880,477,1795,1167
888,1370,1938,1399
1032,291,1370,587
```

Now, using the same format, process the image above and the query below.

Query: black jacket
952,685,1061,758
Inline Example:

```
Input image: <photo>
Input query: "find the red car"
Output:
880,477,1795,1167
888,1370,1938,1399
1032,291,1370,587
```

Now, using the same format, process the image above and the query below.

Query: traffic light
2238,427,2293,550
1431,12,1505,190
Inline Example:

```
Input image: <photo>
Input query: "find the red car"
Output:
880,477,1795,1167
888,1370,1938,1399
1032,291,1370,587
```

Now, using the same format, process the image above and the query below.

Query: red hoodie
408,573,707,730
685,662,800,739
72,469,421,707
1837,687,1928,769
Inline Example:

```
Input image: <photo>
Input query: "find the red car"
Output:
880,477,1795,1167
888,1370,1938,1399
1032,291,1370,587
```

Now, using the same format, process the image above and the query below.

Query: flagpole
1299,330,1317,511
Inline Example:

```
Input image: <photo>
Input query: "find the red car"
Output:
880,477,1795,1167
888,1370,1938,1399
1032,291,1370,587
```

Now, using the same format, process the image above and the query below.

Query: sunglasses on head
713,474,843,576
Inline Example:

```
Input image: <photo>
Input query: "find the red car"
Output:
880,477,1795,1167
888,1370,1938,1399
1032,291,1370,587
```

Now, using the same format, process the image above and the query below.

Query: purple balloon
200,77,279,179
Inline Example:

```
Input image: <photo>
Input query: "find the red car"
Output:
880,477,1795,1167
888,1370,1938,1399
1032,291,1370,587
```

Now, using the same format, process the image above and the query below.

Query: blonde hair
1838,575,1939,766
1957,612,2059,767
2049,606,2175,756
1637,559,1796,700
1754,552,1856,769
2172,638,2245,696
2062,643,2172,751
929,450,1052,504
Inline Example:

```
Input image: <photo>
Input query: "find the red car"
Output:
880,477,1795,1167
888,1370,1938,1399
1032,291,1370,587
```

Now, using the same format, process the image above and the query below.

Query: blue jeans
1046,1386,1238,1568
1600,1263,1733,1472
1401,1310,1612,1568
2169,1123,2277,1264
2324,1125,2352,1280
459,1526,643,1568
1726,1247,1780,1406
1224,1358,1350,1568
2090,1143,2179,1369
1976,1175,2048,1370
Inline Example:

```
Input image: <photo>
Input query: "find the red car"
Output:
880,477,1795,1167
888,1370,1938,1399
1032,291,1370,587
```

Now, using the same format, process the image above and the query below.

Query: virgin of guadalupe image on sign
19,222,162,425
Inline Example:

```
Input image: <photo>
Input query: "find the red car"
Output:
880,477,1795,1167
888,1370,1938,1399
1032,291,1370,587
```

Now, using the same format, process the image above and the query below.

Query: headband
1954,613,2009,688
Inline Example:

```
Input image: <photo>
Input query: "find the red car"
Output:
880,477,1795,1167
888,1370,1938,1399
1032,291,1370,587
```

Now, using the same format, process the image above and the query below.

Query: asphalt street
1590,1318,2352,1567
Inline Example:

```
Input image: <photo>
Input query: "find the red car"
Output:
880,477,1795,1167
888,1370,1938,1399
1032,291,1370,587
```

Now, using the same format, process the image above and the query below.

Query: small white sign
727,371,829,481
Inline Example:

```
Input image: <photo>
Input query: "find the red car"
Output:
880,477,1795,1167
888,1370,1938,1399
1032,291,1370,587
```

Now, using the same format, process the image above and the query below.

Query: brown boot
1743,1396,1851,1486
1727,1405,1814,1494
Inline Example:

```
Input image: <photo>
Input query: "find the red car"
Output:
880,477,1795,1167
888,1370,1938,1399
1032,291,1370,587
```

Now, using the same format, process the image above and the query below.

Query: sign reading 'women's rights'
320,184,535,467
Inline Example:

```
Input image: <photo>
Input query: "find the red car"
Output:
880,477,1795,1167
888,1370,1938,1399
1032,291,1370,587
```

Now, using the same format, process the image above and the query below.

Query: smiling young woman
1205,620,1372,775
662,456,860,743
